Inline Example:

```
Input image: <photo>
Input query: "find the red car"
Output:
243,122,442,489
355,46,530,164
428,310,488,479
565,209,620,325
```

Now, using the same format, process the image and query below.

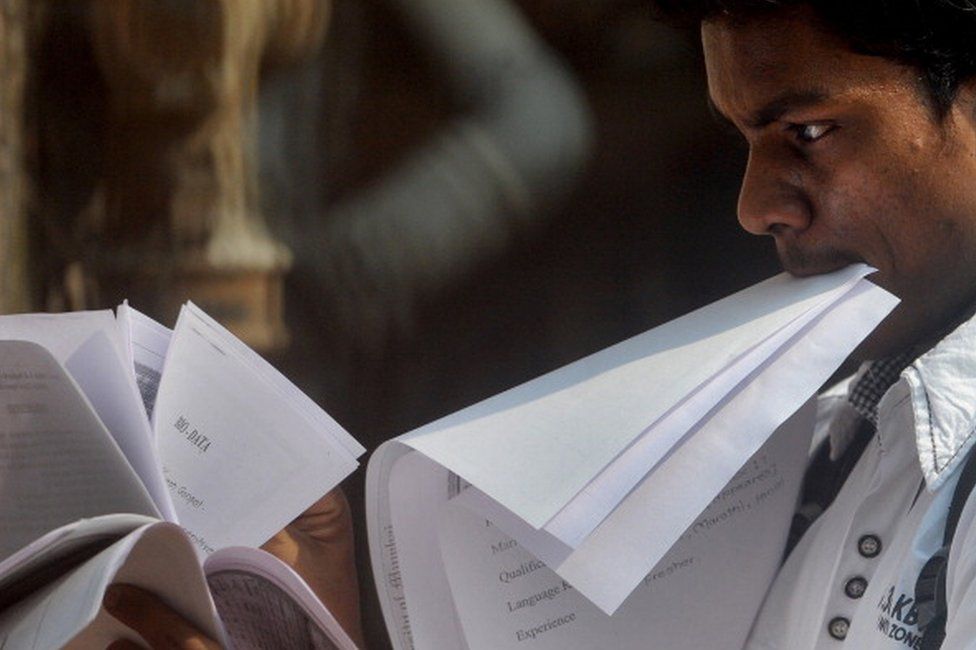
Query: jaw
850,275,976,362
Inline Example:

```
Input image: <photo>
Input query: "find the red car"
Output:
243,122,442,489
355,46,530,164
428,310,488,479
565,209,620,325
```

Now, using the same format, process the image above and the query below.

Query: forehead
701,7,910,119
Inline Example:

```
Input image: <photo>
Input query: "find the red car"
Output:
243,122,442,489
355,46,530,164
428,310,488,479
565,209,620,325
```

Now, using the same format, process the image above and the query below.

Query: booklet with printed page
0,304,363,649
366,265,899,649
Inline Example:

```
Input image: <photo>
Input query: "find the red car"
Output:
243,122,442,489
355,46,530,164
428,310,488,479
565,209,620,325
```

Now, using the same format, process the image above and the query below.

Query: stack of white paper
0,302,365,557
0,302,365,648
366,264,899,649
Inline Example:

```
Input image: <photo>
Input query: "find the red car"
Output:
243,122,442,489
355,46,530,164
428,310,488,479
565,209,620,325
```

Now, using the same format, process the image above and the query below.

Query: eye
788,122,835,144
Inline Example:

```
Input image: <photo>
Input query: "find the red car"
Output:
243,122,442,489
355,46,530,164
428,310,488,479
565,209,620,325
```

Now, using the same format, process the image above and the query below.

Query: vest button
858,534,882,558
844,576,868,599
828,616,850,640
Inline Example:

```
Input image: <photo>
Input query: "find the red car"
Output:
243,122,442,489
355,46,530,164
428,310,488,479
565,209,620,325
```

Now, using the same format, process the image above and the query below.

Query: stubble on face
771,226,863,278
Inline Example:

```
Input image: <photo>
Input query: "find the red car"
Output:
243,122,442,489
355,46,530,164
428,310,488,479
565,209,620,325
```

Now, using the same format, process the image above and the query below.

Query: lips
774,237,862,278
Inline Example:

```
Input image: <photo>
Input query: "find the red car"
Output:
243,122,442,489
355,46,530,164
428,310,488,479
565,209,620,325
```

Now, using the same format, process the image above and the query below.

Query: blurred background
0,0,779,646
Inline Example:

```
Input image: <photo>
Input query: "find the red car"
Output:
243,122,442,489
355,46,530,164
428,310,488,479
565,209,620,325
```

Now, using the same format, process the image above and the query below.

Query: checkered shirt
847,349,920,426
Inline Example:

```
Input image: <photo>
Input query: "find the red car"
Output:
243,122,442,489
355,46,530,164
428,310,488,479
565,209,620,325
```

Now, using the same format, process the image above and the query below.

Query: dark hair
650,0,976,115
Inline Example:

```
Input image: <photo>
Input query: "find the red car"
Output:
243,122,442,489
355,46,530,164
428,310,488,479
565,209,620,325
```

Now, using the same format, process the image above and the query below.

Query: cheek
809,167,888,240
808,161,925,271
859,162,970,278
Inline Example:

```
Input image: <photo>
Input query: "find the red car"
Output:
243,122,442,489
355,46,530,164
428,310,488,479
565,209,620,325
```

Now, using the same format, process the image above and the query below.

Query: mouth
774,238,863,278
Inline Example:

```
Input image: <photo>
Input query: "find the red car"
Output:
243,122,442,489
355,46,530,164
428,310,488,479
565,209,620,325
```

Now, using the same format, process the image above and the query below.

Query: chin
779,258,862,279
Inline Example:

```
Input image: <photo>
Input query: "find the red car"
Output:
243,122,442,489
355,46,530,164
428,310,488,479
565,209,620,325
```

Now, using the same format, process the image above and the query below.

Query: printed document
367,265,899,648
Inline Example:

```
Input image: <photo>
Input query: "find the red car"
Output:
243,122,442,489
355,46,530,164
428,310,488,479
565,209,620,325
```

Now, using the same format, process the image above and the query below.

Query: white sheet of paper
555,278,898,612
403,265,876,529
0,513,156,610
0,311,176,521
437,412,811,650
369,409,811,650
449,278,845,560
542,271,860,547
153,305,360,555
387,450,471,650
0,522,226,650
367,443,428,650
182,303,365,459
0,341,160,562
116,302,172,423
368,266,899,642
452,487,572,569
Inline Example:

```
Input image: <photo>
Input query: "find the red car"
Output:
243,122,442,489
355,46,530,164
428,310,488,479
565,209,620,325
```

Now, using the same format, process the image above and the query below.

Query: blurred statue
79,0,329,350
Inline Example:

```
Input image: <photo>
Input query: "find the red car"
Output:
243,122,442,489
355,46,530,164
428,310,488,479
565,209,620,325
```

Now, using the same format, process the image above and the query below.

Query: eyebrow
708,90,830,130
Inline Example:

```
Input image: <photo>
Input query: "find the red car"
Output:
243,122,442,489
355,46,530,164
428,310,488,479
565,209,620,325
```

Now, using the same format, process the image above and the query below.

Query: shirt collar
901,311,976,491
825,348,920,461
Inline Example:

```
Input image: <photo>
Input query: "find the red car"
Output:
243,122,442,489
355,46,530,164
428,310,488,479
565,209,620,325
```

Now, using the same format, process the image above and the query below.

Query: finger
260,488,364,646
286,488,352,541
262,489,350,558
293,488,348,522
103,584,220,650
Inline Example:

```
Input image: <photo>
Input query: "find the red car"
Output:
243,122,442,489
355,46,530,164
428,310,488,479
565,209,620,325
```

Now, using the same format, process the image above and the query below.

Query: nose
737,147,811,236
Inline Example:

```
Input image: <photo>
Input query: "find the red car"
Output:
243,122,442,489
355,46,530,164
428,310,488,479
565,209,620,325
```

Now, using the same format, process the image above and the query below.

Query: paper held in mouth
367,264,899,649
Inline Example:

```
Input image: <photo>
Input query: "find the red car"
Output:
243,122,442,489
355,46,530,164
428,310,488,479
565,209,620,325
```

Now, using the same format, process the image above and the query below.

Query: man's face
702,7,976,358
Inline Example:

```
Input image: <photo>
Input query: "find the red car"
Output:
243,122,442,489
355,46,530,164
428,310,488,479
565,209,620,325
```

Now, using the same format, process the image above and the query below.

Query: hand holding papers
367,264,899,649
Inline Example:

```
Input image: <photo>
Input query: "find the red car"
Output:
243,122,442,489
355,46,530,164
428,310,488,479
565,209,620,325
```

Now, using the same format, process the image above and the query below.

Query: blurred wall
0,0,29,314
